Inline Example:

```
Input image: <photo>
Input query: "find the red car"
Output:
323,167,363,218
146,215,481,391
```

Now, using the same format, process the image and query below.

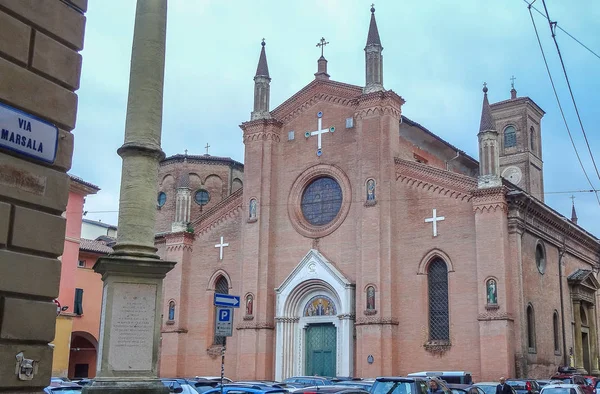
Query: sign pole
220,346,225,394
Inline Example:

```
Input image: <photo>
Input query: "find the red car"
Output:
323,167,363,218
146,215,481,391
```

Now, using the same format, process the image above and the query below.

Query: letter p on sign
219,309,231,322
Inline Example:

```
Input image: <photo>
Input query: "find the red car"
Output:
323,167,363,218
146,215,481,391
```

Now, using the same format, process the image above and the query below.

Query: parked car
447,384,486,394
370,376,453,394
473,382,518,394
293,385,369,394
202,385,289,394
161,378,199,394
540,383,586,394
283,376,333,387
333,380,375,391
506,379,541,394
44,382,82,393
537,381,563,388
549,374,594,394
408,371,473,385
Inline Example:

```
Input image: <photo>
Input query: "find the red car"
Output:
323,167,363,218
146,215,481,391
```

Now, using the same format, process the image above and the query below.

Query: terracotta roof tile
79,238,113,254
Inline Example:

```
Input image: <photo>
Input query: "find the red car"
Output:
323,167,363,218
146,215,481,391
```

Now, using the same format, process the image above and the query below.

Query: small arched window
214,276,229,345
428,259,449,341
536,242,546,274
168,301,175,321
527,304,536,352
529,126,536,152
553,310,560,353
504,126,517,148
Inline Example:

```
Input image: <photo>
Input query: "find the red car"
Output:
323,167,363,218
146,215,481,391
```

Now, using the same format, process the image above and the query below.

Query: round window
157,191,166,207
301,177,343,226
535,242,546,274
194,189,210,205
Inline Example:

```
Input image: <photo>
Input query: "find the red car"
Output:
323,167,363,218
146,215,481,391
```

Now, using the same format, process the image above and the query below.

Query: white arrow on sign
215,295,239,307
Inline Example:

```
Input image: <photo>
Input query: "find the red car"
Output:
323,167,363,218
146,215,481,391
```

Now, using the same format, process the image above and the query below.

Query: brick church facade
154,7,600,381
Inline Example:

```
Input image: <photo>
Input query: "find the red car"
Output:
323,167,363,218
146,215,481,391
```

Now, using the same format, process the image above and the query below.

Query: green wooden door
305,323,336,377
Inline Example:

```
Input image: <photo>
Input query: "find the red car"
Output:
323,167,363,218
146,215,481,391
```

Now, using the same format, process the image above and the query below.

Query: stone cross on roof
510,75,516,89
205,143,210,155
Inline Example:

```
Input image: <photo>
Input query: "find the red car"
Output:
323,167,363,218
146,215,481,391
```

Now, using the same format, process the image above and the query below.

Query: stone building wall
0,0,87,391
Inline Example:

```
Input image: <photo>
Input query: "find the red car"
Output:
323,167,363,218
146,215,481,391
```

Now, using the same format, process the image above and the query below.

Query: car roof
475,382,501,385
543,384,580,388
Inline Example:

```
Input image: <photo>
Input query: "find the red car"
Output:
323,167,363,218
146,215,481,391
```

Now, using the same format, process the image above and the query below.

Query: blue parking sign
215,307,233,337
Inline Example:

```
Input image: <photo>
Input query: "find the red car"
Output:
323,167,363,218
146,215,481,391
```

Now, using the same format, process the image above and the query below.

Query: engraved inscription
0,164,46,196
108,283,156,371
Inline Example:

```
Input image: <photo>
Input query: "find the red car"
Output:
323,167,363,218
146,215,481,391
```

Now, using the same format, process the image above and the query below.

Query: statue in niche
168,301,175,321
367,179,376,201
249,199,257,220
366,286,376,310
246,294,253,316
487,279,497,305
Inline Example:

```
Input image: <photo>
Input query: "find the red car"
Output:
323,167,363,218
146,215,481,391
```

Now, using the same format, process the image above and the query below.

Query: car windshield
372,381,414,394
476,385,498,394
506,382,526,389
542,389,577,394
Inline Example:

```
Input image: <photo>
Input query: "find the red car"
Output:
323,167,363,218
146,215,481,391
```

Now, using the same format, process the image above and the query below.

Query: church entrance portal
305,323,337,377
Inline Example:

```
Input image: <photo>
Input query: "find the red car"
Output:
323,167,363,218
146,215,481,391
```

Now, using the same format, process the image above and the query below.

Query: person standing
496,378,512,394
428,380,443,394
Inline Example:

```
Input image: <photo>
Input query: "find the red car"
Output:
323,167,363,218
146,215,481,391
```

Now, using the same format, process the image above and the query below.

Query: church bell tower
490,84,546,201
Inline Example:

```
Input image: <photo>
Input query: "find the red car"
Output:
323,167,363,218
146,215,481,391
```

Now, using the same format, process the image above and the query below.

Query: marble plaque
108,282,156,371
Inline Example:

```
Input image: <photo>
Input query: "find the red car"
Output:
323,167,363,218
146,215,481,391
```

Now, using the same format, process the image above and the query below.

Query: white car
541,383,585,394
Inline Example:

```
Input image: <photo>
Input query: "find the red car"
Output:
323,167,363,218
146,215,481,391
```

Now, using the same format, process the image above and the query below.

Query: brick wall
0,0,87,391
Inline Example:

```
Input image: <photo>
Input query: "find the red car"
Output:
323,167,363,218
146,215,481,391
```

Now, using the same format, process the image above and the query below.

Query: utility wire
523,0,600,61
526,2,600,206
541,0,600,184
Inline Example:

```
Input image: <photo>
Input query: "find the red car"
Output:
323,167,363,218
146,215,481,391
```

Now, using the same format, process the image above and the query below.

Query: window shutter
74,288,84,315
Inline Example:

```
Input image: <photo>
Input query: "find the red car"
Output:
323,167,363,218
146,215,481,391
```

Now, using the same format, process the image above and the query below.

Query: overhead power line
523,0,600,61
540,0,600,184
525,2,600,206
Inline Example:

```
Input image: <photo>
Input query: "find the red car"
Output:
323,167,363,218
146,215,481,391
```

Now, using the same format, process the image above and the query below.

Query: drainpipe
445,151,460,171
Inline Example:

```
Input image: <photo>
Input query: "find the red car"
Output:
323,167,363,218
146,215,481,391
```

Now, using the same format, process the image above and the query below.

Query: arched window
553,310,560,353
504,126,517,148
168,301,175,321
529,126,536,152
428,259,449,341
527,304,536,351
214,276,229,345
536,242,546,274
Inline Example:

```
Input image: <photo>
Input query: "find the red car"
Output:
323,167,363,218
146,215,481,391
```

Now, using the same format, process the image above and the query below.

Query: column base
591,369,600,377
83,379,168,394
576,367,588,374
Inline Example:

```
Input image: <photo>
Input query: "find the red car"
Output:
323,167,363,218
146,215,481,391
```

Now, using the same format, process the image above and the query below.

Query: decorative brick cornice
240,118,283,144
357,89,405,109
191,188,243,235
477,311,514,321
506,191,599,264
472,186,509,213
164,231,194,252
395,158,476,201
271,79,363,122
355,316,399,326
236,321,275,330
275,317,300,323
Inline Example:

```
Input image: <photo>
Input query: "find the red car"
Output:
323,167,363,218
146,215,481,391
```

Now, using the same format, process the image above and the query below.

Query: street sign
0,101,58,163
215,307,233,337
214,293,240,308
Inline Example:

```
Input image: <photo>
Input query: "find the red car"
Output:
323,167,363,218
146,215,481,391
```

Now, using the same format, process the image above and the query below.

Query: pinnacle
255,40,270,78
366,8,382,46
479,84,495,132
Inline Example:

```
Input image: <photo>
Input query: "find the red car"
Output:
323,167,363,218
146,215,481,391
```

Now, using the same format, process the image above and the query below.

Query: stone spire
571,196,578,225
364,5,384,94
477,83,501,189
315,37,330,80
251,39,272,120
172,172,191,232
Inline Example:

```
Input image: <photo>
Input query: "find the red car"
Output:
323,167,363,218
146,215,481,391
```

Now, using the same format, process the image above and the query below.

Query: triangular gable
568,269,600,291
395,157,477,201
271,79,363,124
276,249,352,295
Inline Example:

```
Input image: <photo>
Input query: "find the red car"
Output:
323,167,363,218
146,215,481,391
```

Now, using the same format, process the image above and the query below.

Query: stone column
588,304,600,375
83,1,175,393
574,300,587,373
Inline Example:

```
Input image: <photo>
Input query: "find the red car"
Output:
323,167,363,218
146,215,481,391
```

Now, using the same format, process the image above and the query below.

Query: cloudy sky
72,0,600,236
